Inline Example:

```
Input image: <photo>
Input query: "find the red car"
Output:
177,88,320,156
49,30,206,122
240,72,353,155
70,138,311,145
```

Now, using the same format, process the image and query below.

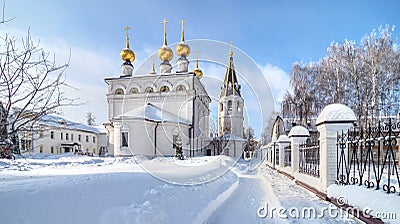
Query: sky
2,0,400,137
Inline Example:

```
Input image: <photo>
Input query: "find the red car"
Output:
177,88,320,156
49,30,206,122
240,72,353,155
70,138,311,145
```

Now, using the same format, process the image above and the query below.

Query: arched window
220,103,223,112
130,87,139,94
160,86,170,93
237,102,241,112
228,101,232,111
176,85,186,91
144,87,154,93
115,88,124,95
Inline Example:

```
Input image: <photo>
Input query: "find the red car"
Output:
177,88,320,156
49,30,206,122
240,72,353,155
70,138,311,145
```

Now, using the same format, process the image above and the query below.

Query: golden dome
193,68,203,79
158,46,173,61
120,48,135,62
176,42,190,57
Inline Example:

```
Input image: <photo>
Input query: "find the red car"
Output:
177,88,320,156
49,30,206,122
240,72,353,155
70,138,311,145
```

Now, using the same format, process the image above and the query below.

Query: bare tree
1,17,76,142
282,25,400,127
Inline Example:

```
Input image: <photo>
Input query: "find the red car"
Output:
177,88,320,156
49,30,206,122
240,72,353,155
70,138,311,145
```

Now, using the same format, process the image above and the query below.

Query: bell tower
218,42,244,137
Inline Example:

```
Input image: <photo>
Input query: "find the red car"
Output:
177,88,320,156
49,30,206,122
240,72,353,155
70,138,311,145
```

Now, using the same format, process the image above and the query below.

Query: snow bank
327,184,400,223
0,155,238,224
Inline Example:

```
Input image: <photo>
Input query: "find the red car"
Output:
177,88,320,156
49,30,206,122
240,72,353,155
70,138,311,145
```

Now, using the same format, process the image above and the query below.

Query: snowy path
206,175,284,224
258,166,356,223
205,163,357,224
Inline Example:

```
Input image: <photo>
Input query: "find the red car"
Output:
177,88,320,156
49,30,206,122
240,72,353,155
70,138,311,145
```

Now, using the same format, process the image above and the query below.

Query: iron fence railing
299,141,320,177
336,119,400,195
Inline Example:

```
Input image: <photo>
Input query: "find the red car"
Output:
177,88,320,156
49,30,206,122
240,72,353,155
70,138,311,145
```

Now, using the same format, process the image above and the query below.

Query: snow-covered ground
0,154,360,223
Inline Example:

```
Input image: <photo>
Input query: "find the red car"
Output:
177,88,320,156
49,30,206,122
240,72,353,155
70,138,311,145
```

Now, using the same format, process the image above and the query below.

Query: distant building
18,115,107,155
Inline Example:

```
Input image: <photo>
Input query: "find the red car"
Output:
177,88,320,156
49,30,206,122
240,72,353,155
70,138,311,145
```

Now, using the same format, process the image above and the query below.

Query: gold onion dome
158,45,173,61
193,50,203,79
120,26,135,62
194,67,203,79
120,48,135,62
176,42,190,57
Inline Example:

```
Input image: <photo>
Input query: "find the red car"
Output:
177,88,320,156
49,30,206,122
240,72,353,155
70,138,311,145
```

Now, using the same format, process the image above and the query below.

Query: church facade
104,21,210,157
104,20,245,158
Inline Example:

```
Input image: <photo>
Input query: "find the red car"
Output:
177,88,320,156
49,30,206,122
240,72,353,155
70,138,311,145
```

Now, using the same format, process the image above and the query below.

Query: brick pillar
277,135,290,168
316,103,356,193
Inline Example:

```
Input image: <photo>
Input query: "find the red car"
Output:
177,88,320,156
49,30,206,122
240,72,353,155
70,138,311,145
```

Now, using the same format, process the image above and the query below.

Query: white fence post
277,135,290,168
288,126,310,174
316,104,356,193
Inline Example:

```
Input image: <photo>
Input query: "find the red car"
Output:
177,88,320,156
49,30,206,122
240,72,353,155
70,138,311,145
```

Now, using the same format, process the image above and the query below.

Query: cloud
257,63,290,107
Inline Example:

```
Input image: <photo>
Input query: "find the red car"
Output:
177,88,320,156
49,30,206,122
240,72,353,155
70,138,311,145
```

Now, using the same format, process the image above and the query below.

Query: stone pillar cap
316,103,356,126
288,125,310,137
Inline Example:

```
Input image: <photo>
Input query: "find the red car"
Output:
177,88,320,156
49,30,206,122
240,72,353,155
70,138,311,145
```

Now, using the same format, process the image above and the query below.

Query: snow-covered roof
288,126,310,137
39,115,103,134
93,125,107,134
115,103,191,125
316,103,356,125
277,134,290,143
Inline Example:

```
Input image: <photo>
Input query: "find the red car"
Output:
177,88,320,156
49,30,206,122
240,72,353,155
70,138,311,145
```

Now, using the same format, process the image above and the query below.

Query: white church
104,20,245,158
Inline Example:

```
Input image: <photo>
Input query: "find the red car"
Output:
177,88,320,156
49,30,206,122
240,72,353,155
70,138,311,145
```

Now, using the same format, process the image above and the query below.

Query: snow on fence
336,119,400,195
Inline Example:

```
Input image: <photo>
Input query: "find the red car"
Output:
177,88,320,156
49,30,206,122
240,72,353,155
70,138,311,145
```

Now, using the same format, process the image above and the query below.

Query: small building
18,114,107,155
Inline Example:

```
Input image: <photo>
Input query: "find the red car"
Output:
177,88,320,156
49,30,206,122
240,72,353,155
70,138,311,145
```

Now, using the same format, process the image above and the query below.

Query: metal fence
284,145,291,167
336,119,400,195
299,141,320,177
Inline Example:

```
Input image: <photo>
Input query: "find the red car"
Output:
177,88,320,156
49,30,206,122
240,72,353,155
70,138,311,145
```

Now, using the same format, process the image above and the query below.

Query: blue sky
3,0,400,137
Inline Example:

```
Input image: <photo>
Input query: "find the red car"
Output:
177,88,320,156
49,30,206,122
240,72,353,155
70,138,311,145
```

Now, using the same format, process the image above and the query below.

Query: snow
277,134,290,143
328,184,400,223
0,154,361,223
288,126,310,137
39,114,103,134
316,103,356,125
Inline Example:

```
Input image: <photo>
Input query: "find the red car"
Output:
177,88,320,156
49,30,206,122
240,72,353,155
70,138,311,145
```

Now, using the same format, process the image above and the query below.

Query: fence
299,141,320,177
284,145,291,166
336,119,400,195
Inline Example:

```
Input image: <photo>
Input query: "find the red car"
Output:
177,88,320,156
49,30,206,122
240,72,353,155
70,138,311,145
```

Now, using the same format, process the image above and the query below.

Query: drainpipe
190,74,196,157
154,122,160,158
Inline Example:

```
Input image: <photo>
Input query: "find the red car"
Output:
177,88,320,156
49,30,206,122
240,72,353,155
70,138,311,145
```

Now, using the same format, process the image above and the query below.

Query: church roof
116,103,191,125
220,53,241,97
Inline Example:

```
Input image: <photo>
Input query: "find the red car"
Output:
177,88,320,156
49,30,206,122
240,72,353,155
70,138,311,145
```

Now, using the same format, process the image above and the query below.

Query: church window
50,131,54,139
61,132,63,140
237,102,241,112
176,85,186,91
145,87,154,93
115,88,124,95
122,132,129,147
66,133,69,141
130,87,139,94
51,147,54,153
160,86,170,92
86,135,89,142
220,103,223,112
228,101,232,114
